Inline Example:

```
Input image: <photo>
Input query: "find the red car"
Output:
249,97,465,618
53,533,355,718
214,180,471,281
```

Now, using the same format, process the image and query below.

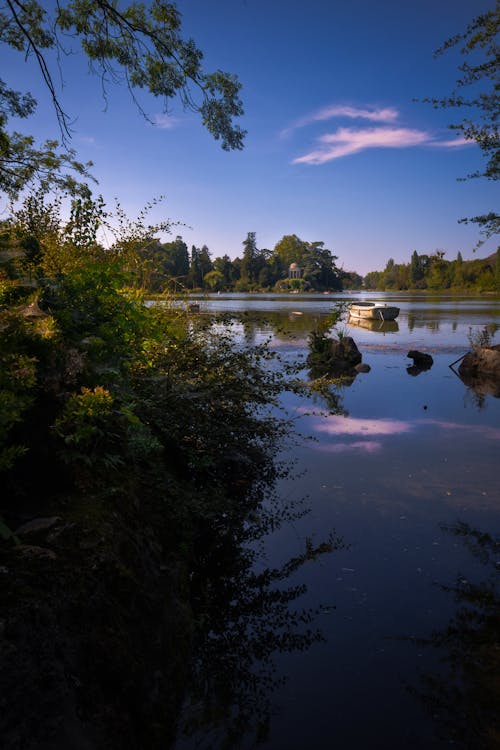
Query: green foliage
467,324,496,350
184,233,342,293
0,0,245,201
0,306,56,472
0,191,291,512
306,303,351,378
52,385,162,485
427,1,500,244
0,104,94,200
340,270,363,290
365,248,500,291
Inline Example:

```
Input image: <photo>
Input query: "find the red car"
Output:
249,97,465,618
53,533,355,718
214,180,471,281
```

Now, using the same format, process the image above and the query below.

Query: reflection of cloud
314,440,382,454
308,414,413,437
300,413,500,455
423,420,500,440
293,127,468,165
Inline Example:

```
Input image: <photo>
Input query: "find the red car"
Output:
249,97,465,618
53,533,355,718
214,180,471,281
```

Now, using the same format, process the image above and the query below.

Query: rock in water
407,350,434,370
459,345,500,377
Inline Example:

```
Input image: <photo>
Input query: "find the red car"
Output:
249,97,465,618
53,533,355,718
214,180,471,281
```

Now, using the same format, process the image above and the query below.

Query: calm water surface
175,293,500,750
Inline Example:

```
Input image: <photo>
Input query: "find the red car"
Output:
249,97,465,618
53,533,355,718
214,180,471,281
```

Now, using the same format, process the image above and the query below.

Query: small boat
348,301,399,321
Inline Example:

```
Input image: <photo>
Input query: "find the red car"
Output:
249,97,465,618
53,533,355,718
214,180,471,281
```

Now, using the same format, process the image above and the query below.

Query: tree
203,269,224,291
339,270,363,290
428,1,500,244
273,234,308,269
0,1,245,199
162,236,189,279
495,248,500,291
213,254,234,288
240,232,259,285
198,245,213,286
301,241,341,290
409,250,424,286
0,79,93,199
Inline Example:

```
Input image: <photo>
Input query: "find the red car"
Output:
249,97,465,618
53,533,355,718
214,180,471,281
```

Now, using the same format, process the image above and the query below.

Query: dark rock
328,337,362,371
355,363,371,373
457,346,500,398
307,335,362,378
407,350,434,370
458,345,500,378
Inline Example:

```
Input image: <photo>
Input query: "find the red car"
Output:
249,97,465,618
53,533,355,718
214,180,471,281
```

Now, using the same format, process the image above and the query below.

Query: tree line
135,230,347,292
364,248,500,292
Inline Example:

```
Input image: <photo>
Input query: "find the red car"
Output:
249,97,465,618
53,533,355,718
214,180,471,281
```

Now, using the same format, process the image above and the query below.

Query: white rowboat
348,302,400,321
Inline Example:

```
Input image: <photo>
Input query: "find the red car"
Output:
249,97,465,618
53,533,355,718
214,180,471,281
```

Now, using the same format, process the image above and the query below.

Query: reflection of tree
305,377,350,415
175,482,344,750
204,312,350,417
413,522,500,749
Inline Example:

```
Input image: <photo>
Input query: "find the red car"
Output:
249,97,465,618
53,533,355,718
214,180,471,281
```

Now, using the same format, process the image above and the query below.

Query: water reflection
457,370,500,400
349,317,399,334
412,522,500,749
172,296,500,749
301,412,500,458
175,482,344,750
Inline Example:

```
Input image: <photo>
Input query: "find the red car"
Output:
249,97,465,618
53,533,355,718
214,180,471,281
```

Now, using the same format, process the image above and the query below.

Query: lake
174,292,500,750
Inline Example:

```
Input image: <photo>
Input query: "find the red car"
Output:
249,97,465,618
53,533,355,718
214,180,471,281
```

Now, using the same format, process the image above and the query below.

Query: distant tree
427,1,499,244
213,255,234,288
409,251,424,286
381,258,398,289
427,250,450,289
203,269,224,291
258,265,273,289
230,256,242,285
163,236,189,279
187,245,202,289
495,248,500,291
340,270,363,290
301,241,341,290
241,232,259,286
363,271,382,290
452,251,465,287
198,245,213,286
273,235,309,269
272,235,340,291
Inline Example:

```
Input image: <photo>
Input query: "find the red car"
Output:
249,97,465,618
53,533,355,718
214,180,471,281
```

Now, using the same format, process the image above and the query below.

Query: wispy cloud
152,113,179,130
78,135,96,146
293,126,470,165
281,104,399,138
427,137,471,148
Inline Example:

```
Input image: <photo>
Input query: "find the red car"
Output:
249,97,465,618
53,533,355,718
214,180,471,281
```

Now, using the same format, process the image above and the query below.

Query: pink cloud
293,126,469,164
281,104,399,138
427,137,471,148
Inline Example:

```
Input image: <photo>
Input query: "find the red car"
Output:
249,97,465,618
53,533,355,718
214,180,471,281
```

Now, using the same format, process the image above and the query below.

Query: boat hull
348,303,399,321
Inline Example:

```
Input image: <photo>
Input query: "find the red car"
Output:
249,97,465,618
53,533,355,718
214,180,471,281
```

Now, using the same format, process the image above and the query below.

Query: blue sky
3,0,498,274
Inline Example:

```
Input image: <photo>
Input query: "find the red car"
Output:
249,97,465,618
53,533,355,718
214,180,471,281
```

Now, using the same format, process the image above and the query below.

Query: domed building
288,262,302,279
